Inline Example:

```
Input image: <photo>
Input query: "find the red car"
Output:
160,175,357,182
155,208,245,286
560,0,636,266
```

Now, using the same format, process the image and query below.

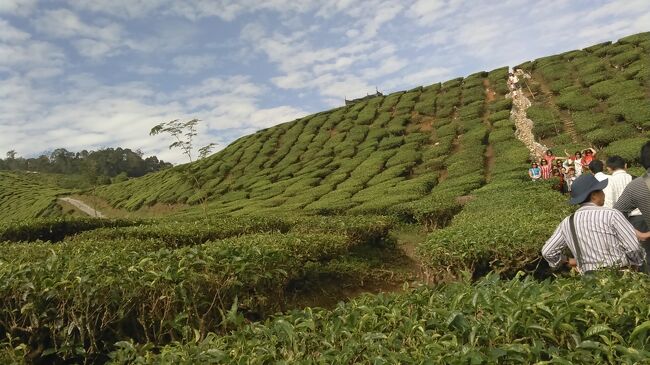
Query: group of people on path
528,148,598,193
541,141,650,275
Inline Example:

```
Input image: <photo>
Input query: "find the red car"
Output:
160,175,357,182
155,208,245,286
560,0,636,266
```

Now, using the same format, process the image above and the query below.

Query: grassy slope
0,171,69,221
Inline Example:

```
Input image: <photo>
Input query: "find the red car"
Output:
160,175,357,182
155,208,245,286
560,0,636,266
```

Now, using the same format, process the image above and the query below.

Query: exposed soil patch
455,195,476,205
484,144,495,182
419,116,435,132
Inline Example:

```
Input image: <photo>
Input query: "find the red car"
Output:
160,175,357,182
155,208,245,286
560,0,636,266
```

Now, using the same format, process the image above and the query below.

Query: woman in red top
542,150,556,166
540,159,553,179
581,148,596,170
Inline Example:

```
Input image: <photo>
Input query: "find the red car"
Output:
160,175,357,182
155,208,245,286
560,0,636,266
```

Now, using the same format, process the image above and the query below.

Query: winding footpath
58,197,106,218
509,77,548,159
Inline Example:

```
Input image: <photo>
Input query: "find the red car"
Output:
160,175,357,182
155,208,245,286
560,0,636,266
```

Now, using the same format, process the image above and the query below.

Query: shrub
555,91,599,111
609,49,641,67
584,124,637,146
603,137,648,164
488,110,511,123
572,111,612,134
548,79,573,94
608,99,650,128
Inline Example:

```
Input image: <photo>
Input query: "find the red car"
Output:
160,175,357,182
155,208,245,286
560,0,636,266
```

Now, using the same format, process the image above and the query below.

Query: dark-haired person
543,150,556,166
614,142,650,272
540,159,552,179
589,159,610,205
542,174,646,275
565,167,576,192
552,168,565,192
581,148,596,171
605,156,636,210
528,161,541,181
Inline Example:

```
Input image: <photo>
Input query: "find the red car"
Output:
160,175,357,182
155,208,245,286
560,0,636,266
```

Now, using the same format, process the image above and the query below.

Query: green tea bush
111,273,650,364
584,124,637,146
0,217,142,242
555,90,599,111
609,49,641,67
572,111,612,134
618,31,650,45
583,41,611,53
548,79,573,94
608,99,650,128
527,105,560,138
1,232,361,361
488,110,510,123
602,137,648,164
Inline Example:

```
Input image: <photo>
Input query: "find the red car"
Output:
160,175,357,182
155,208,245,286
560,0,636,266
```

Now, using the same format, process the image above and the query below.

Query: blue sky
1,0,648,163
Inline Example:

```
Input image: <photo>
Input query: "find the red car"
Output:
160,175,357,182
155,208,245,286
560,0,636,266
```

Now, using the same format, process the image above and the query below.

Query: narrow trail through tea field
511,81,548,158
58,197,106,218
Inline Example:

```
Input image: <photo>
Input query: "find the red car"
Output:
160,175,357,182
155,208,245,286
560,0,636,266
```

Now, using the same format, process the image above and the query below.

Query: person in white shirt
563,150,583,176
606,155,643,218
588,160,610,203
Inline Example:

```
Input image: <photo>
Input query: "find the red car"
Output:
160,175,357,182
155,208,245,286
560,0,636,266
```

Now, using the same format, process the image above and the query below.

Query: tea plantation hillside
2,32,650,364
94,67,511,222
516,32,650,160
0,171,69,221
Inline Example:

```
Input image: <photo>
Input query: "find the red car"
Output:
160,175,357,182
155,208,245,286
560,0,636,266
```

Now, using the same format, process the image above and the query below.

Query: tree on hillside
150,118,216,218
6,150,16,160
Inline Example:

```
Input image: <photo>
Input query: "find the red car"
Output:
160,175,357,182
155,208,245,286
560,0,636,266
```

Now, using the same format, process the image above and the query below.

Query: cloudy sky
1,0,648,163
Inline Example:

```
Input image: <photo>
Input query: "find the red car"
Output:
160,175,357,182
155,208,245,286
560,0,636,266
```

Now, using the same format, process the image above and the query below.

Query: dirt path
510,76,548,159
536,78,579,143
59,197,106,218
482,79,496,182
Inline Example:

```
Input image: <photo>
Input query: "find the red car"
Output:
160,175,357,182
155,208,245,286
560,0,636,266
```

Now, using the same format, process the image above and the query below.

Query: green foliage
0,171,69,222
609,99,650,128
584,124,637,146
602,137,648,164
555,90,599,111
110,273,650,364
0,217,141,242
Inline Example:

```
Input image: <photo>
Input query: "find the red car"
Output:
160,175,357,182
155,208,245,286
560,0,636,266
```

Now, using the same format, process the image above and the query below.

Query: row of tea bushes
108,273,650,364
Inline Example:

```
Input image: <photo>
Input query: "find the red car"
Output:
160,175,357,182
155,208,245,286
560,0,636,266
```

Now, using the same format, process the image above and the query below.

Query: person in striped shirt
542,174,646,275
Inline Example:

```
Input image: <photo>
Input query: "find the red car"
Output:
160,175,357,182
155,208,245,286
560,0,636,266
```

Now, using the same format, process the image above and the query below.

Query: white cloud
129,65,165,75
0,73,308,164
0,0,36,16
0,41,65,75
0,19,30,42
172,55,216,74
34,8,125,59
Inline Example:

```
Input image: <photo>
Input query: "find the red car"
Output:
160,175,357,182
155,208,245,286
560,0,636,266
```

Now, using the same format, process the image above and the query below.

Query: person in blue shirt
528,161,541,181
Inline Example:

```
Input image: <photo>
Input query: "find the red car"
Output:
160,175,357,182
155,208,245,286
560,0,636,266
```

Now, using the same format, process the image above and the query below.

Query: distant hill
0,171,69,221
0,147,172,187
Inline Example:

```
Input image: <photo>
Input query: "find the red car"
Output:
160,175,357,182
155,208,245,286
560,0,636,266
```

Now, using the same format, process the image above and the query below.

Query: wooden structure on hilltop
345,88,383,105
